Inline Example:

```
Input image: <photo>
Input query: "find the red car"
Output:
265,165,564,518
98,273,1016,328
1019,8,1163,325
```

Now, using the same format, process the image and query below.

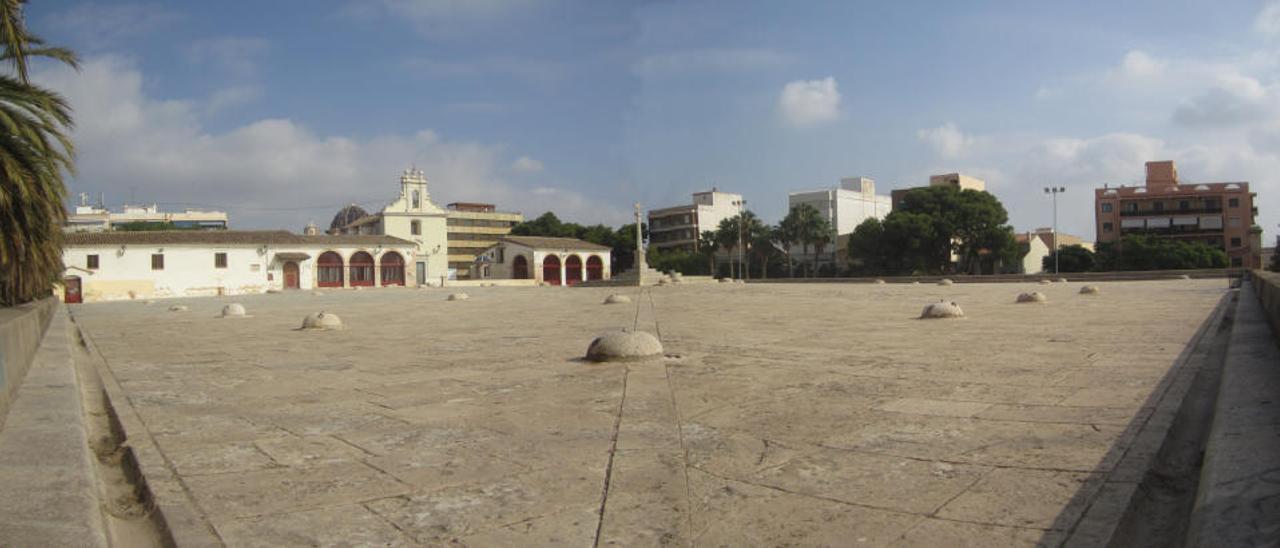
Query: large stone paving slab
69,279,1227,546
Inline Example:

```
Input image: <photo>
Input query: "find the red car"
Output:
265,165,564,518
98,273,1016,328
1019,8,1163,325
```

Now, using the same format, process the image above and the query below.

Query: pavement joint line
663,360,695,536
591,364,630,548
359,501,417,544
327,433,379,457
688,464,929,518
927,466,993,517
355,458,416,491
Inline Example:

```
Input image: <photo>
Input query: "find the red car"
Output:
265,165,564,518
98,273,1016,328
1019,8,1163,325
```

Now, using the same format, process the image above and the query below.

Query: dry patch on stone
920,301,964,319
1016,292,1048,304
300,312,343,330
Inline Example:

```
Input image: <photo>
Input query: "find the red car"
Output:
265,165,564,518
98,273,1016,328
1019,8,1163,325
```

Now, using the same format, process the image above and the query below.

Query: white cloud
1117,50,1165,79
186,37,270,78
35,56,624,229
632,48,792,77
205,85,262,116
916,123,973,158
1256,2,1280,36
777,77,842,128
1172,74,1278,128
42,3,180,49
511,155,544,173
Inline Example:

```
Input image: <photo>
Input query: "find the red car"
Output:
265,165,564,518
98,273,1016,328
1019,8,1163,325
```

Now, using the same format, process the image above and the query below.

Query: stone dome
329,204,369,232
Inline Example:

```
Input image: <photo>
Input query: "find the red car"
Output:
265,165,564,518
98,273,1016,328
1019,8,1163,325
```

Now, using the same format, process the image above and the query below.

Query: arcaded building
445,203,523,279
1095,161,1261,268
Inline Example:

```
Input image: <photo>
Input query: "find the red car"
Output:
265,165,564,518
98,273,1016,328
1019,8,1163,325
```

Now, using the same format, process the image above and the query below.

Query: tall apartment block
648,189,743,253
1094,161,1261,268
445,202,523,279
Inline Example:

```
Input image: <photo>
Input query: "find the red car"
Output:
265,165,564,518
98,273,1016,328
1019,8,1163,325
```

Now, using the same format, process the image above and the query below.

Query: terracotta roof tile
64,230,413,247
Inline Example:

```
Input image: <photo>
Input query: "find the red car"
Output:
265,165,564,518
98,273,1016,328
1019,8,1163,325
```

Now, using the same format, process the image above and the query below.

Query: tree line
514,183,1244,278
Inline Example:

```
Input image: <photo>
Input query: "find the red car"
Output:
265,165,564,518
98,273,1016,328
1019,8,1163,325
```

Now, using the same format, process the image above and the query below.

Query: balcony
1120,207,1221,216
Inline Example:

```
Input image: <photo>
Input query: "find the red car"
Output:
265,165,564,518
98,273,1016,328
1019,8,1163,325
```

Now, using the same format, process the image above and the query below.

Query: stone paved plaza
69,280,1228,546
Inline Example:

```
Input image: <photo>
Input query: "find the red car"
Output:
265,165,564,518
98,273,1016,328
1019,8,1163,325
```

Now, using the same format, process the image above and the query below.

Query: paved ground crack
592,366,631,548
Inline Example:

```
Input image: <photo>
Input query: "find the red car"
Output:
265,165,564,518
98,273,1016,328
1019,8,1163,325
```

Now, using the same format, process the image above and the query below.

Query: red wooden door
63,277,82,304
284,261,300,289
542,255,561,285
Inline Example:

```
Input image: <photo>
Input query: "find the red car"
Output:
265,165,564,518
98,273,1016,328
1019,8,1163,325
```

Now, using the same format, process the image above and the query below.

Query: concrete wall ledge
0,296,58,430
746,268,1244,285
1185,277,1280,546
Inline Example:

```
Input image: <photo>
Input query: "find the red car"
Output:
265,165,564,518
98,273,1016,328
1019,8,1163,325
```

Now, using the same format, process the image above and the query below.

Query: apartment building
446,202,523,279
648,189,742,253
1094,161,1261,268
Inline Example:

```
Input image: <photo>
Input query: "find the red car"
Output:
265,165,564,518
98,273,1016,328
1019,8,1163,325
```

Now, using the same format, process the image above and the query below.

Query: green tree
784,203,829,277
510,211,577,238
0,4,79,306
776,206,806,277
1095,234,1228,271
697,230,719,276
1043,244,1096,273
893,185,1019,274
846,218,886,275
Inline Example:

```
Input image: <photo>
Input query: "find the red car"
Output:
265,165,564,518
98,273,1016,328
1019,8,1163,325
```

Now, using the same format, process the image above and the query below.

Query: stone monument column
634,202,648,272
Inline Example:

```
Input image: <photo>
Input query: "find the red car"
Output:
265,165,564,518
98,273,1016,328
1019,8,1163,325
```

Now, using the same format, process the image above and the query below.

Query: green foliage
1095,235,1228,271
1042,244,1096,273
647,248,708,275
0,6,78,306
847,186,1018,276
713,210,770,278
778,203,832,277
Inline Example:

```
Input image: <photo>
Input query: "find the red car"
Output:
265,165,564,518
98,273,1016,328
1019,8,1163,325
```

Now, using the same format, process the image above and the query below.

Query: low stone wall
1250,270,1280,340
0,297,58,430
747,268,1244,285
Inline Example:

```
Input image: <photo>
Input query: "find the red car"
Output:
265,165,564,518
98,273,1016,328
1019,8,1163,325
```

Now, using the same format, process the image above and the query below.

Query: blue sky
26,1,1280,242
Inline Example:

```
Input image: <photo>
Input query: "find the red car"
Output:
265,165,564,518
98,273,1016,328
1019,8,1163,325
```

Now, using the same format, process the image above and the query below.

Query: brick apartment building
1095,161,1261,268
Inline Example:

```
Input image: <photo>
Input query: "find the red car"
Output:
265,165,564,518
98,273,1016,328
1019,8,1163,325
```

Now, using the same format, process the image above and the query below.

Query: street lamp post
1044,186,1066,274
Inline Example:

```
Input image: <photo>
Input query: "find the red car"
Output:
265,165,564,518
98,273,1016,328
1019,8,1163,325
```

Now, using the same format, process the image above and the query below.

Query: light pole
733,199,746,279
1044,186,1066,274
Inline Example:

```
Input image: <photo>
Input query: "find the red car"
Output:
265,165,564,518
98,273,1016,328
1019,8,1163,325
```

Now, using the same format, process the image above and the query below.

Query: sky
25,0,1280,243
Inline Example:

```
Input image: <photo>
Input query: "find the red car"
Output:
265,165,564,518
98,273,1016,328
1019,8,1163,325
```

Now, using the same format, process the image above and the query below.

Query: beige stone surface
69,280,1227,546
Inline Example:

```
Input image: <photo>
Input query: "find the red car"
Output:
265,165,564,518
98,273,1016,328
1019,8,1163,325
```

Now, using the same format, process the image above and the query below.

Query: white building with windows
648,189,743,253
65,201,229,232
788,177,893,271
476,236,611,285
60,231,417,303
335,168,450,284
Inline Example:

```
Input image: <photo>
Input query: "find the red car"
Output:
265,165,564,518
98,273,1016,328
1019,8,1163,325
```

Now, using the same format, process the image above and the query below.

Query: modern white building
787,177,892,271
65,201,229,232
648,189,743,253
60,230,417,303
788,177,893,236
476,236,611,285
334,168,451,284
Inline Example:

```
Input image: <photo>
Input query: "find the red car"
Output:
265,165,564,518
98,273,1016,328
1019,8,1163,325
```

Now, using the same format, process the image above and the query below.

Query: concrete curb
1185,280,1280,547
71,311,225,547
1062,291,1234,546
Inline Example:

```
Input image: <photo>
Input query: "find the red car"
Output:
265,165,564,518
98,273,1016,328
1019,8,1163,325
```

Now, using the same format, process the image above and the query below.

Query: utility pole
1044,186,1066,274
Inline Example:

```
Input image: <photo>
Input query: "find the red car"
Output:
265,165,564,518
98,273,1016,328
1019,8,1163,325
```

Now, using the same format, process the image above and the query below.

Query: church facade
335,168,451,285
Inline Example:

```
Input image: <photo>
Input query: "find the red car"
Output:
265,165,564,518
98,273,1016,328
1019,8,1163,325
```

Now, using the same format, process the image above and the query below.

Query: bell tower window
412,190,420,209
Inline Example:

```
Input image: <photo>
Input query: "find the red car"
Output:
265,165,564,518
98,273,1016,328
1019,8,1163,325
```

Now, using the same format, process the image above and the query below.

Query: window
1125,202,1139,212
1231,257,1243,267
1228,197,1239,207
1152,202,1164,211
214,252,227,268
411,220,421,235
1102,222,1113,232
151,254,164,270
1100,202,1112,213
1179,200,1190,210
87,255,99,269
1204,198,1218,209
1230,237,1242,248
412,190,420,209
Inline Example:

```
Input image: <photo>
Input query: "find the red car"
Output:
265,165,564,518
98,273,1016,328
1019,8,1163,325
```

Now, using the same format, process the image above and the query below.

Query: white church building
334,167,450,284
59,168,454,303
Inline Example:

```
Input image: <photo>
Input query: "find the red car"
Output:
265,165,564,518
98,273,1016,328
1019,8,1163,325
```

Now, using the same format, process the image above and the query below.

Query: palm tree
787,203,826,277
810,217,833,277
714,216,740,278
698,230,719,277
776,209,800,277
0,2,79,306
